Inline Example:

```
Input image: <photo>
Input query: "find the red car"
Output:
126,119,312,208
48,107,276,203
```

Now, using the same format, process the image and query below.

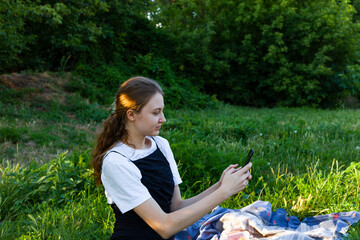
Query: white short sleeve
101,152,151,213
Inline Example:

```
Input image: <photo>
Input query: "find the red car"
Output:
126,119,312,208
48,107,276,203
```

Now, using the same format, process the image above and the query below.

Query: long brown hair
91,76,163,186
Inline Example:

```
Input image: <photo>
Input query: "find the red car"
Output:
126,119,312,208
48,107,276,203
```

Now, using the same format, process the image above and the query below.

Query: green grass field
0,75,359,239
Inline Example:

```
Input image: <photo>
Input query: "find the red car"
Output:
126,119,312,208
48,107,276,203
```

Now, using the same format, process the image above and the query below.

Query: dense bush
67,62,217,109
352,0,360,22
0,0,156,72
0,1,32,72
1,0,360,107
0,0,215,109
153,0,360,107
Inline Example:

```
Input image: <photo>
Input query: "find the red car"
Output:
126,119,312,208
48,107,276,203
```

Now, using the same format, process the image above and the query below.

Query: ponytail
90,76,163,186
91,113,127,186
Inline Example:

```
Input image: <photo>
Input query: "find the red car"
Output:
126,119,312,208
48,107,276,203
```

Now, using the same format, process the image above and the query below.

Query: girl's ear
126,109,136,122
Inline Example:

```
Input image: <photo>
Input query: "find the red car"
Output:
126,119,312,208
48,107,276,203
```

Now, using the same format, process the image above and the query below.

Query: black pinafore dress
108,139,175,240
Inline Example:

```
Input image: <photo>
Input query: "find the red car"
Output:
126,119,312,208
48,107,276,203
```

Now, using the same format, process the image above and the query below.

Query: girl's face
132,92,166,137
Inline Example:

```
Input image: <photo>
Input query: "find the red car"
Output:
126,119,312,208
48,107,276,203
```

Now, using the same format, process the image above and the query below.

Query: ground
0,72,69,105
0,72,100,166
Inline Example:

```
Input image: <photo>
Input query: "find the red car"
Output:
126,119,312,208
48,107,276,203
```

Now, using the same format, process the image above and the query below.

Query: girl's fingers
234,167,242,172
225,164,238,171
243,179,248,186
220,164,239,184
227,167,237,175
225,165,238,174
237,172,250,183
221,163,253,195
235,162,252,175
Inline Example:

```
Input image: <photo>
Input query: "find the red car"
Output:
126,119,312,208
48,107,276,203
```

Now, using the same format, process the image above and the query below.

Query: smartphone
243,148,254,166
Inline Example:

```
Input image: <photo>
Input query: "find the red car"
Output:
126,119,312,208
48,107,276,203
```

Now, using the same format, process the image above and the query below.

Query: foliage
0,151,114,239
2,0,360,107
0,1,33,72
352,0,360,22
0,151,93,221
339,62,360,100
134,53,218,109
153,0,360,107
67,62,217,109
0,0,155,72
67,64,127,105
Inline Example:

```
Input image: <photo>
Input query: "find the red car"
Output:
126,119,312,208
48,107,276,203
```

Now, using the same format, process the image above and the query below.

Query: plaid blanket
174,200,360,240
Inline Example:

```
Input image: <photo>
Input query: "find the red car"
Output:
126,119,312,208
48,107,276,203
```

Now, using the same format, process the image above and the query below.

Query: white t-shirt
101,136,182,213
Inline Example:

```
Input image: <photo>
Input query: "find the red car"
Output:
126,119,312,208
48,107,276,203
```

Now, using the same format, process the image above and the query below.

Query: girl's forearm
177,181,220,210
164,187,228,238
135,186,228,239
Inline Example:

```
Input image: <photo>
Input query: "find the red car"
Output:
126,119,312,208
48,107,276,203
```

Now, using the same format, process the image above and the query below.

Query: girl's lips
156,125,161,130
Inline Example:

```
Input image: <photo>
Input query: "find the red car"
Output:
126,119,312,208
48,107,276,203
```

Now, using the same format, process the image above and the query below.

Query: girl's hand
218,164,239,186
218,163,252,198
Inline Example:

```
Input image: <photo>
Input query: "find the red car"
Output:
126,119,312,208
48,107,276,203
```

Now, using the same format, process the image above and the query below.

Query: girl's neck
126,135,151,149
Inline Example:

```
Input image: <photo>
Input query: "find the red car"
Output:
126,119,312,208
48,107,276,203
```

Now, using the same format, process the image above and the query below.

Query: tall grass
0,151,113,239
1,100,359,239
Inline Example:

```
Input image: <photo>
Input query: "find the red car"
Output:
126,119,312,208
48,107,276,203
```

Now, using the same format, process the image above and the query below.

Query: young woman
91,77,252,240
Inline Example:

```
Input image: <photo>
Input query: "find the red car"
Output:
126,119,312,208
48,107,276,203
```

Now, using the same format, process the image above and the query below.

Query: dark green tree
152,0,360,107
0,0,158,72
351,0,360,22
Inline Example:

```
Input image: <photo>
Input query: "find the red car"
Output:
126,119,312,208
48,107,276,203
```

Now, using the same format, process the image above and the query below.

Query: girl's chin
149,130,160,136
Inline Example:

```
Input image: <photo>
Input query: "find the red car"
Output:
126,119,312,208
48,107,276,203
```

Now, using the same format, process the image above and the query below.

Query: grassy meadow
0,75,360,239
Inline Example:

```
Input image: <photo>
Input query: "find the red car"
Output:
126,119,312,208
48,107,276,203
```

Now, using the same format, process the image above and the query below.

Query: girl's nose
160,112,166,123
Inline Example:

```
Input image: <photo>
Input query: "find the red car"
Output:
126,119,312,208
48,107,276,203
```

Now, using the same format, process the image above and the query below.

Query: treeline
1,0,360,107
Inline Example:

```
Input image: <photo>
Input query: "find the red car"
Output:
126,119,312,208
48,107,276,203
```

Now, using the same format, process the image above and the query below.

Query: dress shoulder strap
104,137,158,161
103,150,131,161
150,136,159,148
